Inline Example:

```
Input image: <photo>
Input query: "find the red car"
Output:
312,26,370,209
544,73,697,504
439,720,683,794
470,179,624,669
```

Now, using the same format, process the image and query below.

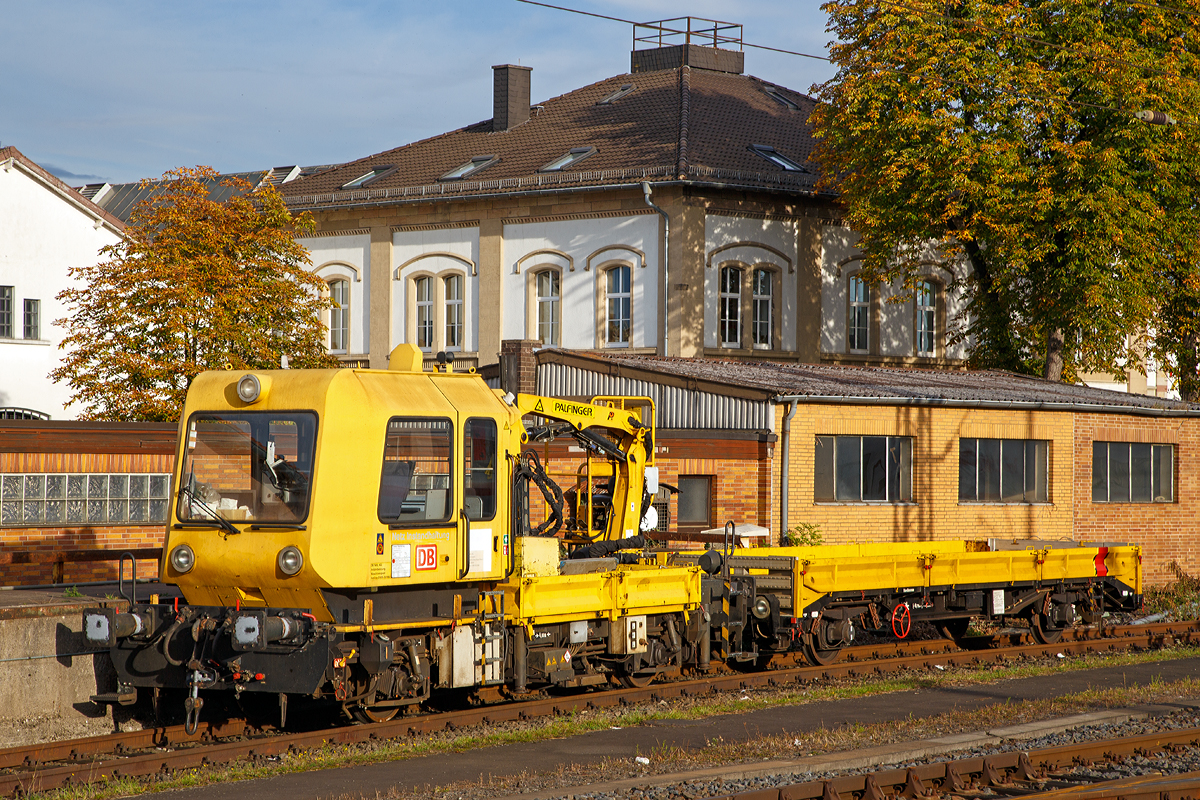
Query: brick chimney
492,64,532,132
499,339,538,396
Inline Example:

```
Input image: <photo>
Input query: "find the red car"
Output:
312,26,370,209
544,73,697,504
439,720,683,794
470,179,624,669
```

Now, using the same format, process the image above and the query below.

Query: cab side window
378,418,453,524
463,418,497,521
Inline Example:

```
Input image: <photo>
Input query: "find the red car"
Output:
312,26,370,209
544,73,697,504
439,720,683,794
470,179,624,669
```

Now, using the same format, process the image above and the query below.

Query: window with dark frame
22,298,39,340
848,276,870,353
378,418,453,524
752,268,772,348
676,475,713,527
959,438,1048,503
718,265,741,347
444,275,463,351
815,436,913,503
1092,441,1174,503
915,280,935,356
0,286,12,338
463,418,498,520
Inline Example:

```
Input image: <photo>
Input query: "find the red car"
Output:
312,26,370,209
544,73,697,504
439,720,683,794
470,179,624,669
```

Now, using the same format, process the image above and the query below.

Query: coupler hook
184,668,207,735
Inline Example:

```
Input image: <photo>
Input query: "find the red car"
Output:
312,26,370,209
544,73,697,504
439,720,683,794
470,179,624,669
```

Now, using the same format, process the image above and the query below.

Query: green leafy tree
1154,255,1200,401
812,0,1200,382
53,167,338,421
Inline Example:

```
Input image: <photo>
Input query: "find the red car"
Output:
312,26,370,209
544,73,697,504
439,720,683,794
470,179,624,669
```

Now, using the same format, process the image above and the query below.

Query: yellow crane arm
513,393,656,542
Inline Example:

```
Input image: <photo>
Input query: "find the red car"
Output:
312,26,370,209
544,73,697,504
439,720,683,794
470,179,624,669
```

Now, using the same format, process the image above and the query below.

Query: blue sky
1,1,835,185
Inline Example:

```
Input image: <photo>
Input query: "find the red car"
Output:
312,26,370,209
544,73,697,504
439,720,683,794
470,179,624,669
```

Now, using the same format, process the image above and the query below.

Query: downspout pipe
642,182,670,356
779,400,799,545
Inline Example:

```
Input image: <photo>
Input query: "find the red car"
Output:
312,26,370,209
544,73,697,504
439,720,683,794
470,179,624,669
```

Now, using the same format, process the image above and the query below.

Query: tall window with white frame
415,276,434,351
848,276,870,353
752,268,772,348
444,275,463,351
328,280,348,353
915,280,935,357
718,266,742,347
536,270,560,346
0,287,12,338
606,266,631,346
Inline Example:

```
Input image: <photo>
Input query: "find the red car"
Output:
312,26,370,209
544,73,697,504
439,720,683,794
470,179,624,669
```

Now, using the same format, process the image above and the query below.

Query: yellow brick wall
773,403,1075,544
772,402,1199,587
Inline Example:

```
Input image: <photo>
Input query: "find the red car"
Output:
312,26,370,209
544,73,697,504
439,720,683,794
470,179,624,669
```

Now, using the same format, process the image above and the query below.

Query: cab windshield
177,412,317,525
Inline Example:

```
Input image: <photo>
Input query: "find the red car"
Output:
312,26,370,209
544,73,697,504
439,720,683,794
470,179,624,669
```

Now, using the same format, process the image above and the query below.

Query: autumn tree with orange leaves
53,167,338,421
812,0,1200,386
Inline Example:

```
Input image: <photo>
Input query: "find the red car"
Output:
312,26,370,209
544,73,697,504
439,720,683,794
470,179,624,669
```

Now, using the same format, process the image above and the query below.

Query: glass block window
0,473,171,526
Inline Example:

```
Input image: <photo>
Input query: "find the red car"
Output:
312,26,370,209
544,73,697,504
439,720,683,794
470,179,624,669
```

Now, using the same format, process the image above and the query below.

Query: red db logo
416,544,437,570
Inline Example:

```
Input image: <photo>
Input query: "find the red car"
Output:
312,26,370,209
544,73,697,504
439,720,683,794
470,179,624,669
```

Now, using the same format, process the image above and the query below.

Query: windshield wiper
179,468,240,537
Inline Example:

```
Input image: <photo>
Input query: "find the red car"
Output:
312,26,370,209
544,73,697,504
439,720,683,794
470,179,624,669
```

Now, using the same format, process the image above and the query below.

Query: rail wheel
348,702,400,724
616,669,658,688
1029,613,1065,645
801,632,843,666
936,618,971,643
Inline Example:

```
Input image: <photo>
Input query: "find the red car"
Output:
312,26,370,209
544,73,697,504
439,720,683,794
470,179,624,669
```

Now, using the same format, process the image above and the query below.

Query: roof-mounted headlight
169,544,195,574
277,546,304,576
236,374,262,403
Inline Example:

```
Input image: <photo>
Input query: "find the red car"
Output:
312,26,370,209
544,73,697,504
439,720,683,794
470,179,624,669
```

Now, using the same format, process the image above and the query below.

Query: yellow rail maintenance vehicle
84,345,1143,730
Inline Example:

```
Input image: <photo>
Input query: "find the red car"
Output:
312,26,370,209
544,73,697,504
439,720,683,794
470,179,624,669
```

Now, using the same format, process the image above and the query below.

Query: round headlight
277,545,304,576
169,544,195,574
752,595,772,620
236,374,261,403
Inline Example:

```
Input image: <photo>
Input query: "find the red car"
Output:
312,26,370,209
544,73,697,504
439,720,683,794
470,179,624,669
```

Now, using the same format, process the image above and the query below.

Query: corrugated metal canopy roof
538,350,1200,416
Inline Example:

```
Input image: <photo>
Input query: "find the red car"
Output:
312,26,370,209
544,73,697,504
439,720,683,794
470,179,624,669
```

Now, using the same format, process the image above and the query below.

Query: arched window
915,280,936,356
536,270,561,346
719,266,742,347
328,279,349,353
415,276,434,351
752,268,772,348
606,265,631,346
848,276,870,353
444,274,463,351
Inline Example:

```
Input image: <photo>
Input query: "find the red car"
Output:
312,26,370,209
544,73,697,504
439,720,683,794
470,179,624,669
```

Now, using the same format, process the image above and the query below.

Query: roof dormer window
763,87,799,110
440,155,499,181
341,166,396,189
540,147,596,172
598,84,635,105
749,144,807,173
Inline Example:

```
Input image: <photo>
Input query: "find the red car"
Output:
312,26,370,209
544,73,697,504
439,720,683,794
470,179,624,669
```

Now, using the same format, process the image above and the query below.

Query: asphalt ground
150,655,1200,800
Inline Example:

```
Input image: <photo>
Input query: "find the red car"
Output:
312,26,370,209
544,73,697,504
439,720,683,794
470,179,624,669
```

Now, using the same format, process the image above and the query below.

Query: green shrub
782,522,823,547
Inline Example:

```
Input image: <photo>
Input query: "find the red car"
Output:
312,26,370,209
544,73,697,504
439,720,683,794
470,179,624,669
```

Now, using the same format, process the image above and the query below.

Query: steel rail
2,620,1197,797
707,725,1200,800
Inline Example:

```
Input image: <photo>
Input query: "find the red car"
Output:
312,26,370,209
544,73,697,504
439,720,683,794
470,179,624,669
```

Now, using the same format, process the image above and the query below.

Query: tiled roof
279,64,823,209
548,350,1200,415
79,164,336,224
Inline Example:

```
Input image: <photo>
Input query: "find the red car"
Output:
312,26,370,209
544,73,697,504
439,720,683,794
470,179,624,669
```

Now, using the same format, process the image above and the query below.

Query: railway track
4,620,1197,797
708,724,1200,800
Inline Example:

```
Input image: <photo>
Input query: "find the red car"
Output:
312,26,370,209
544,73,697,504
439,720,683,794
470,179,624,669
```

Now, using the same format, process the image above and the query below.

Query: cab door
432,377,508,583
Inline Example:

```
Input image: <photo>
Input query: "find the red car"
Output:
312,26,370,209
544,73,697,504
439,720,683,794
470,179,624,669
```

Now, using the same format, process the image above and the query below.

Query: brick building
524,348,1200,585
0,420,175,585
